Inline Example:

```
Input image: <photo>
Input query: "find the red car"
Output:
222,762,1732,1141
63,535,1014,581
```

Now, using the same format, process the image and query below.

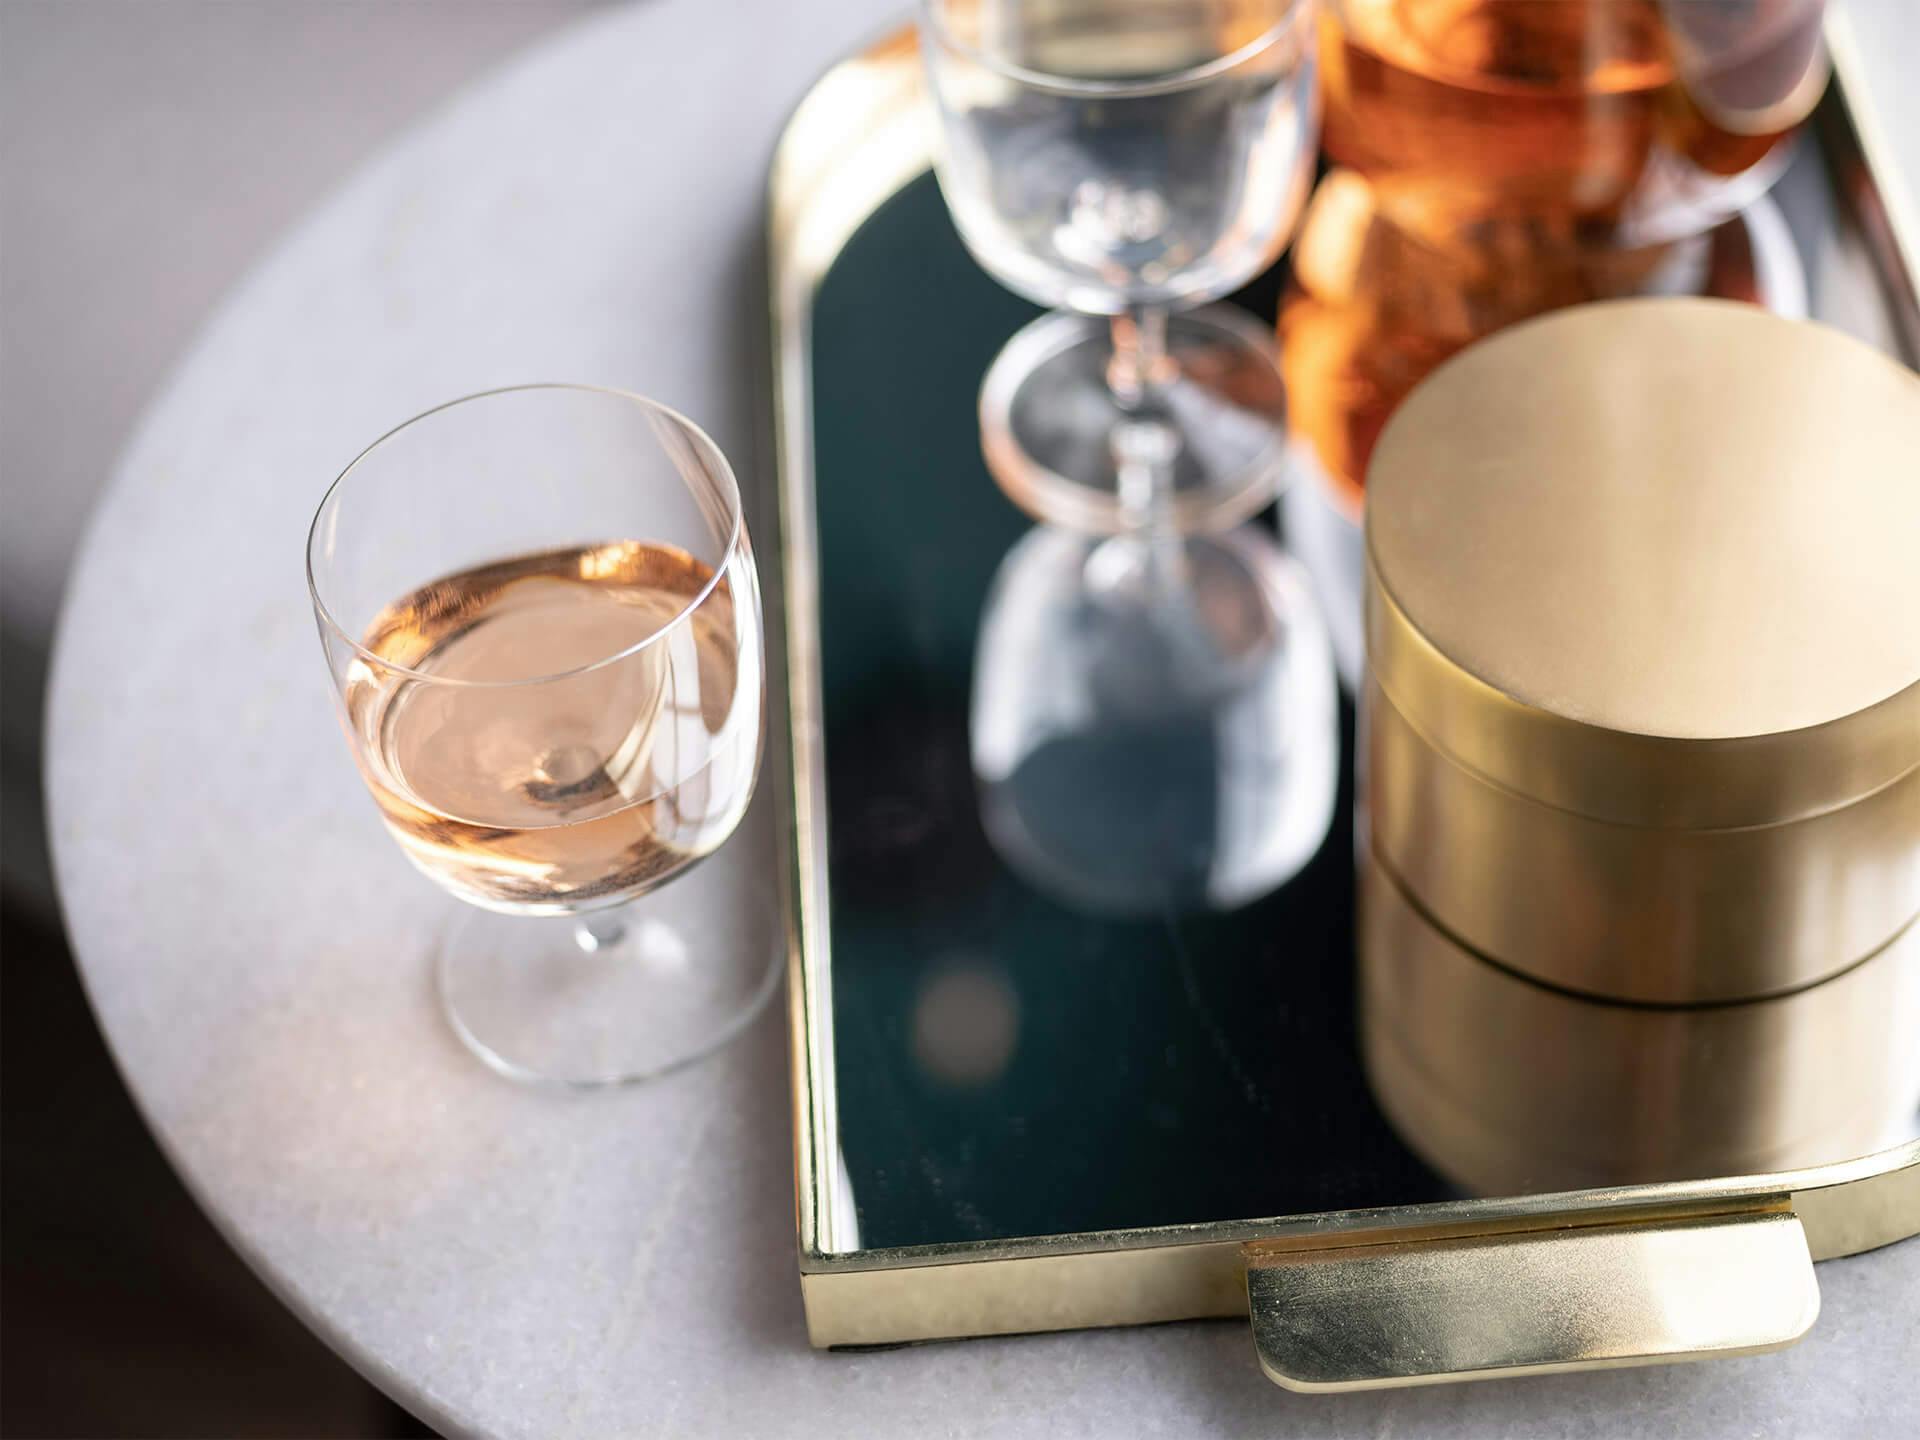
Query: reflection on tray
813,177,1440,1247
972,525,1337,917
1363,855,1920,1194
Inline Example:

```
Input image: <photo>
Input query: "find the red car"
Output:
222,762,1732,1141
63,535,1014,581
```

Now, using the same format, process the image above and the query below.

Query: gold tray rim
767,14,1920,1332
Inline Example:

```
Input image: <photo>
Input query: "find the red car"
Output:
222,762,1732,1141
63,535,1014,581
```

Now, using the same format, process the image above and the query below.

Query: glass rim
304,382,745,690
917,0,1313,99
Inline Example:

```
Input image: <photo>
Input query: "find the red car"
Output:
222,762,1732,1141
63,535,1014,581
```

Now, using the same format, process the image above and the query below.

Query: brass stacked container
1360,298,1920,1194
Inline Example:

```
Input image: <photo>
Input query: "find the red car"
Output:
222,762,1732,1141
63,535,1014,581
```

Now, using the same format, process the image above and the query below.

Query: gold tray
768,17,1920,1392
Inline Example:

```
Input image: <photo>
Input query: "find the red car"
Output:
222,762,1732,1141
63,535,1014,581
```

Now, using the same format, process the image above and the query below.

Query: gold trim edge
1246,1209,1821,1392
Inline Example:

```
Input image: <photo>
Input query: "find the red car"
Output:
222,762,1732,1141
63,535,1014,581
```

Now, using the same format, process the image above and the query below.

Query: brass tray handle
1244,1206,1820,1390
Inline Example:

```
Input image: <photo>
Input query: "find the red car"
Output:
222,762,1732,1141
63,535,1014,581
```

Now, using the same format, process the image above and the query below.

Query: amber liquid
1284,0,1824,497
344,542,759,912
1323,0,1826,239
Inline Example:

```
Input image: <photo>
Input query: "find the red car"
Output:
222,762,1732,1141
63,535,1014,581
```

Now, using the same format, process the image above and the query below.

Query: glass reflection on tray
972,524,1335,917
812,173,1422,1241
1363,856,1920,1195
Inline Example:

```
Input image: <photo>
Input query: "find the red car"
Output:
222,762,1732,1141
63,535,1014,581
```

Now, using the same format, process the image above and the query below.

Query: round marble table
47,2,1920,1435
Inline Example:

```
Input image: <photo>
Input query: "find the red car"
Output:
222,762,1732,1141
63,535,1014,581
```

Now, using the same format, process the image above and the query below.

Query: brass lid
1366,299,1920,829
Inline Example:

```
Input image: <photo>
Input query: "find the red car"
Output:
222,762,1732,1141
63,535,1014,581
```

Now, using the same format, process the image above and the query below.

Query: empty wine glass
306,385,772,1088
921,0,1319,530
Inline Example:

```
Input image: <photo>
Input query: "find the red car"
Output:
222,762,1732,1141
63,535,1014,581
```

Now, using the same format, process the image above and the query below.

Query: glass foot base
979,305,1290,535
435,902,782,1090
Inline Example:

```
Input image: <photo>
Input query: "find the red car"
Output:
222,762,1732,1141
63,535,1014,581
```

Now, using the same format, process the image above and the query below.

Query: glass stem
574,909,630,954
1108,306,1180,529
1108,305,1172,411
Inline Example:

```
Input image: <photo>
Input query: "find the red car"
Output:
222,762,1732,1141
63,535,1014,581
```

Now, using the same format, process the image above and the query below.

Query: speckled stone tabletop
46,2,1920,1435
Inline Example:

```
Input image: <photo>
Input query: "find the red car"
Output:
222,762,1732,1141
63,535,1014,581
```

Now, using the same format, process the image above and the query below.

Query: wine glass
972,521,1337,916
920,0,1319,531
306,385,772,1089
